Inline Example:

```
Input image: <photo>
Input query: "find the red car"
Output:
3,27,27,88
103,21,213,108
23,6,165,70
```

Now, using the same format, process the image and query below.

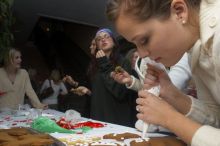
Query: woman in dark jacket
72,28,134,126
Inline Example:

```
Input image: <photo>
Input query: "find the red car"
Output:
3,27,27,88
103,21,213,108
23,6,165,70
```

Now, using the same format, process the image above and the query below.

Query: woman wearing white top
40,69,68,109
0,49,47,109
107,0,220,145
112,52,191,132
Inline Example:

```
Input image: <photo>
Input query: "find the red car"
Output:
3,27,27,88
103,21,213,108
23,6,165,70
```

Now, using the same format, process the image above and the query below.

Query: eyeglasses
96,34,111,42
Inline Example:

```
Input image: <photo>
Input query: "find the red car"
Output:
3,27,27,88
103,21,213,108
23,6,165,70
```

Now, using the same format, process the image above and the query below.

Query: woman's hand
143,64,191,114
71,86,91,96
96,50,106,58
111,69,133,85
143,64,176,98
136,90,201,145
136,90,177,128
37,103,48,109
63,75,78,87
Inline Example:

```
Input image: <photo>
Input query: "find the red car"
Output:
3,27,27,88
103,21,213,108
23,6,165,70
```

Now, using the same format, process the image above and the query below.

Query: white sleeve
169,53,191,91
126,75,142,91
40,79,49,93
191,125,220,146
60,82,68,94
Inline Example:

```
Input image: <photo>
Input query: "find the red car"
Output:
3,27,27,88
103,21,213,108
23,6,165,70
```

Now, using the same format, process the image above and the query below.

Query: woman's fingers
136,90,158,116
136,89,178,127
141,65,161,90
147,64,164,74
111,71,131,84
96,50,105,58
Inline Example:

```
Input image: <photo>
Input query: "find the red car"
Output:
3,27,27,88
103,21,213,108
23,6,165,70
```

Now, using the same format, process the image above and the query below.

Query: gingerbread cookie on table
103,132,140,141
149,137,186,146
0,127,54,146
0,127,29,136
129,136,186,146
89,141,124,146
129,138,150,146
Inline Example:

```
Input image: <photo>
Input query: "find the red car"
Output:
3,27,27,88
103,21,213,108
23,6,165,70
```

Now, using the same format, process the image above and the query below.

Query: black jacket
90,56,136,127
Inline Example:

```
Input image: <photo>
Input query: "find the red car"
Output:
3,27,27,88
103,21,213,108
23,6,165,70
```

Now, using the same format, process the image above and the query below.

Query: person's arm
159,108,220,146
191,126,220,146
24,70,46,109
111,68,143,91
137,90,220,146
165,110,201,144
63,75,79,87
39,79,49,94
59,82,68,95
97,56,133,102
136,90,199,144
125,75,143,91
144,64,192,115
71,86,92,96
146,64,220,127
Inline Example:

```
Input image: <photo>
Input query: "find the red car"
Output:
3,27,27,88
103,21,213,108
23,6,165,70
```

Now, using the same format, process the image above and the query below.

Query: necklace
4,67,17,84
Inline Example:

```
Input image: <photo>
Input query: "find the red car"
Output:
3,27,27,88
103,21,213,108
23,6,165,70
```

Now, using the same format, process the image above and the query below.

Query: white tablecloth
0,109,167,145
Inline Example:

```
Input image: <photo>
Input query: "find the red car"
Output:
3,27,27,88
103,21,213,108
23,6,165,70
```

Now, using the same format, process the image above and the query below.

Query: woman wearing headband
72,28,135,126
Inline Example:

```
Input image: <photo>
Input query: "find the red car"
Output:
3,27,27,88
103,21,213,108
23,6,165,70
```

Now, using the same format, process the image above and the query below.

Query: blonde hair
125,48,136,62
3,48,20,67
106,0,201,23
50,69,61,83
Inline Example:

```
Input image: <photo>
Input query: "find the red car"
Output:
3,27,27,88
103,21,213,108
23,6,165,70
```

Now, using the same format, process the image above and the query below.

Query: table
0,109,63,128
0,109,185,146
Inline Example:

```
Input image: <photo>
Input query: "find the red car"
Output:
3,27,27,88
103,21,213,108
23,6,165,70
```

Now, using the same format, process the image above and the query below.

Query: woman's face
11,51,22,69
90,39,97,55
96,32,114,52
51,70,61,82
116,14,194,67
132,51,139,69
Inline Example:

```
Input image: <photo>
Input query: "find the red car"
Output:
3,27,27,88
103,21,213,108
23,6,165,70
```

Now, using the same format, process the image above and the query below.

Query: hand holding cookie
63,75,78,87
114,66,124,73
111,66,132,86
71,86,91,96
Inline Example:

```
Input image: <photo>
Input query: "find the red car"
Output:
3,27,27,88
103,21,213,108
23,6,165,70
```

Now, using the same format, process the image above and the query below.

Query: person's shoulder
0,68,4,75
20,69,28,74
43,79,50,83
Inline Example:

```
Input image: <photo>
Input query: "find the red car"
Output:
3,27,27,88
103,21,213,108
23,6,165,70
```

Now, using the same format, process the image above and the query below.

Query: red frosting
71,121,105,129
56,117,105,129
0,91,6,96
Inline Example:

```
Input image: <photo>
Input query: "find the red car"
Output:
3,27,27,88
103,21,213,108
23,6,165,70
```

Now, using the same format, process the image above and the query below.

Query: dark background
12,0,135,115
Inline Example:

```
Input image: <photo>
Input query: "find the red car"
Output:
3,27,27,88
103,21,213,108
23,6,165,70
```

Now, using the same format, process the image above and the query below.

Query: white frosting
90,142,118,145
113,133,117,136
135,138,150,142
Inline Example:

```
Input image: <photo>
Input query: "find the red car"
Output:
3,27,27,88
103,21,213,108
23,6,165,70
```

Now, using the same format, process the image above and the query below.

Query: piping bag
135,57,166,138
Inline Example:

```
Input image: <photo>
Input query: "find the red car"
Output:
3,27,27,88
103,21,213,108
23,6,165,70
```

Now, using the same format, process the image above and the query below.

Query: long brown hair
87,35,121,80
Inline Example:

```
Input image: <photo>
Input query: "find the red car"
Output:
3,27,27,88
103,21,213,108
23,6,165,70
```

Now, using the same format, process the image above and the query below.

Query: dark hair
106,0,201,22
125,48,137,63
87,35,121,80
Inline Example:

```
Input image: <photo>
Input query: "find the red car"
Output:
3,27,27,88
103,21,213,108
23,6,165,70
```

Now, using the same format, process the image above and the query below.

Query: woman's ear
170,0,189,24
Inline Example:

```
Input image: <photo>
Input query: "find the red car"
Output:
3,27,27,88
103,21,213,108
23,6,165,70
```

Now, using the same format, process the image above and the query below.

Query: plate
27,127,66,146
0,127,65,146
